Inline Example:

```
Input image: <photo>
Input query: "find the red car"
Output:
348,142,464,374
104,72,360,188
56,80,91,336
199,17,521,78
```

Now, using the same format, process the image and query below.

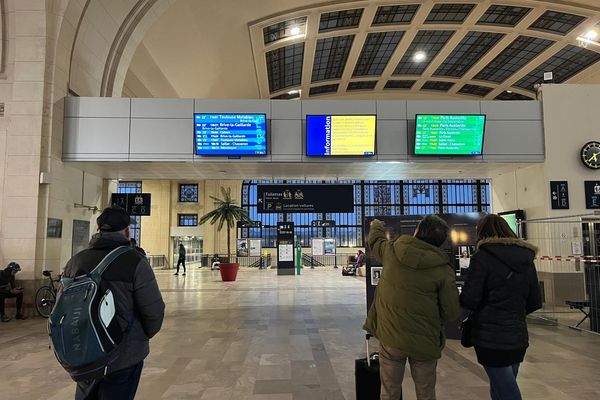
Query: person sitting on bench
0,262,27,322
355,250,366,270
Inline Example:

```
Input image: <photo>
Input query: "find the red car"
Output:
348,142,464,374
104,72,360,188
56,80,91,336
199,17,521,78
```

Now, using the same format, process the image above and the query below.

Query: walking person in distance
364,215,460,400
460,214,542,400
175,243,186,275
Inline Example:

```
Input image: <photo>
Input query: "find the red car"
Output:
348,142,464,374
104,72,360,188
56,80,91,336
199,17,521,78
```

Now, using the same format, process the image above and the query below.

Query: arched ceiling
125,0,600,100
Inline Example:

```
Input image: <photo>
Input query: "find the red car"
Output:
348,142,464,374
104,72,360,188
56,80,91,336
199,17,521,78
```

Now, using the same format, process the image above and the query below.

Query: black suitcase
355,334,382,400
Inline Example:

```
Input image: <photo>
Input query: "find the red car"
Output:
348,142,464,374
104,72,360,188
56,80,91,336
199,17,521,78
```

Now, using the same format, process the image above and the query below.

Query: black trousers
176,258,186,273
75,361,144,400
0,292,23,315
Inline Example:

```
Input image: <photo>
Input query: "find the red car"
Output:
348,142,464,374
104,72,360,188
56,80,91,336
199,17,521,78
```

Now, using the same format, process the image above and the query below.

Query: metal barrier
170,254,273,269
521,213,600,334
147,255,169,270
301,254,349,268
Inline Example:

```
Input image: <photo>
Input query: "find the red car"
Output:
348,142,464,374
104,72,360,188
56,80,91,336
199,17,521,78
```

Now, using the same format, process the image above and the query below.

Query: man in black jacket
175,243,186,275
0,262,27,322
63,206,165,400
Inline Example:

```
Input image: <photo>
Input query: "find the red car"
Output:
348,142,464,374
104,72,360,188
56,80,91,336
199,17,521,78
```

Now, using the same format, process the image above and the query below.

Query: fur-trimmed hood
476,237,537,272
476,237,538,254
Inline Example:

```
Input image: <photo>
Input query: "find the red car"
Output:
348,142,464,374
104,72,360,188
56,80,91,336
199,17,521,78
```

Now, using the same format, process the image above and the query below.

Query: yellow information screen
306,115,376,156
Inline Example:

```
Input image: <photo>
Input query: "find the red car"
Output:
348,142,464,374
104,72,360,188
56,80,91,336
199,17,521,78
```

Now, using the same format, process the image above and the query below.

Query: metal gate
521,213,600,334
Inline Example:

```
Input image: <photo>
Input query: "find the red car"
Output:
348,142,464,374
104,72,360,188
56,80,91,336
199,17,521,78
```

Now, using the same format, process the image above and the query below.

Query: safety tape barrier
536,256,600,263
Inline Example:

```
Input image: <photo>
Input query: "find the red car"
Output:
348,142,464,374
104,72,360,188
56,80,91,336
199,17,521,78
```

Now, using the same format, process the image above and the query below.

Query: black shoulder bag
460,248,514,348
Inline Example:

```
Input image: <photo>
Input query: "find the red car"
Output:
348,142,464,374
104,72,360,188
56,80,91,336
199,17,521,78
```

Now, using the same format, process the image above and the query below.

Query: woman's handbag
460,313,473,348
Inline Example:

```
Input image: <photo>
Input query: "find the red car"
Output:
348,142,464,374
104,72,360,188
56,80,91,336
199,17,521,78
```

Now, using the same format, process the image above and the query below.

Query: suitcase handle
365,334,372,367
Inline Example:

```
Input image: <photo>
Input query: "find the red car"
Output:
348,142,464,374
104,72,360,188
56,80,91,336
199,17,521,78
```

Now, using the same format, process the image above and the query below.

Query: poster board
311,238,325,256
278,244,294,261
236,239,249,257
249,239,262,257
323,238,336,255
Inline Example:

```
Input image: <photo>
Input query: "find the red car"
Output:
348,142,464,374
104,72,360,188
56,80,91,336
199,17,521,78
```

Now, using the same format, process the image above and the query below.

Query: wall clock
581,141,600,169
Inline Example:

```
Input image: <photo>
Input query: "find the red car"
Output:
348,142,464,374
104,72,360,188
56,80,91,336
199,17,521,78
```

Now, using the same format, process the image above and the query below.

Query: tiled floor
1,268,600,399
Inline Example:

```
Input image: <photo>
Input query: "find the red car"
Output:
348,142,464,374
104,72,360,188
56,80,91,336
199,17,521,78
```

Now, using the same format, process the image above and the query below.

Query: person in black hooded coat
460,214,542,400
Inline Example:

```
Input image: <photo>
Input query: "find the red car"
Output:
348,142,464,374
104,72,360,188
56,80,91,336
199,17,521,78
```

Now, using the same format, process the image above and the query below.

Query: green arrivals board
414,115,486,155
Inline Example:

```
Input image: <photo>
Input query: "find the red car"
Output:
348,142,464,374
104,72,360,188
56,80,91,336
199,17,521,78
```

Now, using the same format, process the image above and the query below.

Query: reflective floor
1,268,600,399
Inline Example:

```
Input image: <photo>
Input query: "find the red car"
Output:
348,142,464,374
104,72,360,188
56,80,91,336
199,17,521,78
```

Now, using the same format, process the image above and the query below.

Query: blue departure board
194,113,267,156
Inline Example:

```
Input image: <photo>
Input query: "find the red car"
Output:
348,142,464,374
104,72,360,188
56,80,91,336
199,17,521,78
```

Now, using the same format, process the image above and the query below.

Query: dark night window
421,81,455,92
347,80,377,91
372,5,420,26
319,9,363,32
179,184,199,202
241,179,491,248
178,214,198,227
425,3,476,24
529,11,586,35
309,84,339,96
384,80,417,89
266,43,304,93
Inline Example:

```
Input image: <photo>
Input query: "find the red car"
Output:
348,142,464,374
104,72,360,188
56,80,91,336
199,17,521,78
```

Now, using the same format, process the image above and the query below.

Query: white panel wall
130,119,193,160
63,118,130,160
63,97,545,163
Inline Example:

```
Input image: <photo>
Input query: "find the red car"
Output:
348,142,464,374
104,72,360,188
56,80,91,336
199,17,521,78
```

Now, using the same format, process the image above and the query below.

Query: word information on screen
306,115,376,156
414,115,485,155
195,114,267,156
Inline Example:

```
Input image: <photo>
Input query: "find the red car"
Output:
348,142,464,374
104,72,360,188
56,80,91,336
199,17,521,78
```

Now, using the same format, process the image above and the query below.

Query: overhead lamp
287,89,300,95
290,26,301,36
506,90,513,94
577,30,600,48
584,30,598,41
413,51,426,62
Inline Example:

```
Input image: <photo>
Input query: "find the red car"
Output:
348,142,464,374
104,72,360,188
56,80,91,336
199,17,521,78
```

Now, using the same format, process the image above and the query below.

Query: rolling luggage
355,334,382,400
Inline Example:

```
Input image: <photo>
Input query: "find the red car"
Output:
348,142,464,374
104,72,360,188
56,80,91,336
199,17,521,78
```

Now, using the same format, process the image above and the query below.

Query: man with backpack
60,206,165,400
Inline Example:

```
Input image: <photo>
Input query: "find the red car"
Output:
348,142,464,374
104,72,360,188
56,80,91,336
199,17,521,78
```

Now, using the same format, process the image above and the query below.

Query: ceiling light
287,89,300,95
290,26,301,36
413,51,426,62
506,90,513,93
584,30,598,40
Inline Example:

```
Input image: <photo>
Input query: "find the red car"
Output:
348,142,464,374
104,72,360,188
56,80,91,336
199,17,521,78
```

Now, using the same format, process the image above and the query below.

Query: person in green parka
363,215,460,400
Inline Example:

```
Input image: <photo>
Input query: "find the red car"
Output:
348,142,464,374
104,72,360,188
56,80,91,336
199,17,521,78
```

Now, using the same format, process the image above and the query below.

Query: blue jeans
483,364,522,400
75,361,144,400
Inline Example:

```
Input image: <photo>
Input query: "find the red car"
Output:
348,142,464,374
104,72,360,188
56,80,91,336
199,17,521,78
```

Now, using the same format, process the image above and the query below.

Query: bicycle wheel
35,286,55,318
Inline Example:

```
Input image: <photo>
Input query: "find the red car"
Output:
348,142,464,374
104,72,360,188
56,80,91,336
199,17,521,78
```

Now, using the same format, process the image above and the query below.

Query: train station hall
1,0,600,399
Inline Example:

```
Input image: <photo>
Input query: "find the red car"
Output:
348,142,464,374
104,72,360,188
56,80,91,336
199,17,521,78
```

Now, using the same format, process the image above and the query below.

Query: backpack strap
91,246,134,277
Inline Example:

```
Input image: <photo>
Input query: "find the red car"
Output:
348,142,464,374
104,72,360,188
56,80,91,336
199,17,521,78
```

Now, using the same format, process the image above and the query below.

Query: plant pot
219,262,239,282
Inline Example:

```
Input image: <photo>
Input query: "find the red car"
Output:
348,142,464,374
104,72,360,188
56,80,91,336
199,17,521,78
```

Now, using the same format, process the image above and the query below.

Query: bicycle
35,270,61,318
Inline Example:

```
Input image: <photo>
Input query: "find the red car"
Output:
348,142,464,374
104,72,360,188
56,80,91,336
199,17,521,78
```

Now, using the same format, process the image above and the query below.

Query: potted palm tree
199,187,250,281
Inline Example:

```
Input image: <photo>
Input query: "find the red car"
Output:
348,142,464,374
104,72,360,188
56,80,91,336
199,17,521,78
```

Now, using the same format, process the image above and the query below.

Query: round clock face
581,141,600,169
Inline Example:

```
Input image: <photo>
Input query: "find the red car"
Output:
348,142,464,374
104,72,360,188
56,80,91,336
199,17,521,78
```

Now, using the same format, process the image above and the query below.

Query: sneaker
173,273,178,275
1,315,10,323
15,314,28,320
182,273,186,276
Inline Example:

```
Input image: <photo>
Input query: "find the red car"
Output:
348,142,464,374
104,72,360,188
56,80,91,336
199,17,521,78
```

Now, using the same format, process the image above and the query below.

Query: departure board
195,113,267,156
306,115,376,156
414,115,486,155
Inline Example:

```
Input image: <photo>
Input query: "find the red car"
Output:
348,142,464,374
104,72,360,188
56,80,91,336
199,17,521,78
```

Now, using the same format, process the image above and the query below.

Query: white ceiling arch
249,0,600,100
125,0,600,100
